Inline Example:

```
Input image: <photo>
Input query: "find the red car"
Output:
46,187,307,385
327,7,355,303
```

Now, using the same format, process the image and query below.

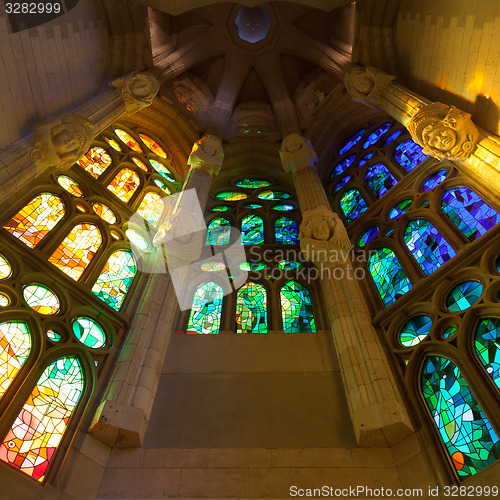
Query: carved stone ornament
111,72,160,115
172,74,213,123
407,102,480,161
279,133,318,174
231,101,273,134
187,135,224,175
344,65,395,108
28,114,94,170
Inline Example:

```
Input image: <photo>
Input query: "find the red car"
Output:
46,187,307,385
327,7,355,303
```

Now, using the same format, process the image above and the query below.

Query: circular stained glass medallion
0,254,11,279
73,317,107,348
239,261,265,271
272,204,294,211
125,229,149,250
132,157,149,172
398,315,432,347
47,329,62,342
446,281,483,311
92,203,117,224
0,292,10,307
277,260,304,271
200,261,226,272
358,227,379,247
257,190,291,200
139,133,167,158
149,159,175,182
216,191,248,201
389,199,412,220
442,326,457,339
114,129,142,153
23,284,60,315
57,176,83,197
235,179,271,189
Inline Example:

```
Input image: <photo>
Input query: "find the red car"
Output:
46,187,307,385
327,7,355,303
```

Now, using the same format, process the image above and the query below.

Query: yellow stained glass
114,129,142,153
104,137,121,151
0,293,9,307
56,176,83,197
139,133,167,158
107,168,140,203
137,192,164,227
77,147,112,178
23,284,60,315
132,157,149,172
92,203,117,224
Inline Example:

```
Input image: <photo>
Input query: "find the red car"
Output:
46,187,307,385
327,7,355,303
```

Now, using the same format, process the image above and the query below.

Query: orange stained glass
137,192,164,227
138,133,167,159
48,223,102,280
77,147,112,178
56,176,83,197
3,194,65,248
92,203,117,224
106,168,141,203
104,137,121,151
114,129,142,153
132,157,149,172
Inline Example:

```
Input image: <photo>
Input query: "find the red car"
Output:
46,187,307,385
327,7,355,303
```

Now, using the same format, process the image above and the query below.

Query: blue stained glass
383,130,402,147
280,280,316,333
358,226,379,247
330,155,355,179
446,281,483,311
358,152,374,167
275,217,299,244
333,176,351,192
497,257,500,273
365,164,398,198
207,218,231,245
443,326,457,339
404,219,455,275
369,247,412,306
422,169,448,191
389,199,412,219
362,123,390,148
272,204,294,211
399,315,432,347
340,189,368,223
421,356,500,479
236,281,267,333
187,282,223,334
339,129,366,155
242,203,263,209
475,317,500,392
394,140,429,172
441,187,500,241
241,215,264,245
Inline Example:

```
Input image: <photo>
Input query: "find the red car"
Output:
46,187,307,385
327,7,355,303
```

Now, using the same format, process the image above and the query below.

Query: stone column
344,64,500,187
0,71,159,202
280,133,413,447
89,135,223,448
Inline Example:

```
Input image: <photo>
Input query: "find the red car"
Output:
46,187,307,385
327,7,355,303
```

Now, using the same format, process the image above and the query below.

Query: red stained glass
107,168,140,203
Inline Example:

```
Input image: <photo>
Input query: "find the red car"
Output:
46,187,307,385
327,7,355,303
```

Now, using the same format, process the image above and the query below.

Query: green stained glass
365,164,398,198
153,178,172,194
235,179,271,189
236,281,267,333
275,217,299,244
358,227,378,247
421,356,500,479
280,280,316,333
211,205,232,212
272,204,294,211
242,203,263,209
475,318,500,391
137,192,164,227
126,229,149,250
0,321,31,399
46,330,61,342
216,191,248,201
241,215,264,245
57,176,83,197
257,190,291,201
0,357,84,481
389,199,412,220
443,326,457,339
187,282,223,334
277,260,304,270
200,261,226,272
239,261,265,271
207,218,231,245
149,159,175,182
340,189,368,223
91,250,137,311
92,203,117,224
399,315,432,347
72,317,106,348
0,254,11,279
446,281,483,312
23,284,60,315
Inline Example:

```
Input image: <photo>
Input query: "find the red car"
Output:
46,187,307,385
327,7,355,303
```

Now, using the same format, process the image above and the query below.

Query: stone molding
110,71,160,115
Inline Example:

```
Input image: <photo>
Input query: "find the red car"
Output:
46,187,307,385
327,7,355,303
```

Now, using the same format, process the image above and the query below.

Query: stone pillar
280,133,413,447
344,64,500,186
0,71,159,202
89,135,224,448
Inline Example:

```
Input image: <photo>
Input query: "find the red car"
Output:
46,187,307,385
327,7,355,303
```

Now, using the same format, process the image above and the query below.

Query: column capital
110,71,160,115
344,64,395,109
187,134,224,175
279,133,318,173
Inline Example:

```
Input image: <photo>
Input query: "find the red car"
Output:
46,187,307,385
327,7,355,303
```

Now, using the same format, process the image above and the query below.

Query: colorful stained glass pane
107,168,140,203
422,169,448,191
362,123,390,148
241,215,264,245
383,130,402,146
235,179,271,189
389,199,412,219
0,294,9,307
441,187,500,241
139,133,167,158
340,189,368,223
216,191,248,201
497,257,500,273
73,317,106,348
0,321,31,399
239,261,265,271
369,247,412,306
137,192,164,227
56,176,83,197
153,178,172,194
48,224,102,280
92,203,117,224
78,147,112,178
475,318,500,391
358,152,374,167
104,137,121,151
272,204,294,211
404,219,455,275
339,129,366,155
207,218,231,245
114,128,142,153
46,330,61,342
257,190,291,201
446,281,483,311
132,157,148,172
443,326,457,339
394,140,428,172
365,164,398,198
187,282,223,334
358,226,379,247
280,280,316,333
277,260,304,270
149,160,175,183
200,261,226,272
126,229,149,250
236,281,267,333
399,315,432,347
333,176,351,192
242,204,263,209
329,155,355,179
211,205,232,212
0,357,84,481
275,217,299,244
3,194,65,248
91,250,137,311
0,255,11,279
23,284,59,315
421,356,500,479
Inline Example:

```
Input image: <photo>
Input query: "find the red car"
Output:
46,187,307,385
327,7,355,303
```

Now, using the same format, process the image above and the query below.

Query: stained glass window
241,215,264,245
132,157,149,172
56,176,83,197
340,189,368,223
257,190,291,201
72,317,106,348
443,326,457,339
404,219,455,275
154,178,172,194
0,254,11,279
114,128,142,153
421,356,500,479
149,160,175,183
475,318,500,391
242,203,263,209
280,280,316,333
368,247,412,306
48,223,102,280
92,203,117,224
0,293,9,307
235,179,270,189
275,217,299,244
0,357,84,481
239,261,265,271
23,284,60,315
3,194,65,248
200,261,226,272
91,250,137,311
358,226,378,247
46,330,61,342
236,281,267,333
104,137,121,151
365,164,398,198
126,229,149,250
399,315,432,347
107,168,141,203
441,187,500,241
333,176,351,192
358,152,373,167
187,282,223,334
207,218,231,245
394,140,428,172
78,147,112,178
339,129,366,155
0,321,31,399
137,192,164,227
329,155,355,179
139,133,167,158
216,191,248,201
389,199,412,220
211,205,232,212
277,260,303,270
362,123,390,148
383,130,402,147
272,204,294,211
422,169,448,191
446,281,483,311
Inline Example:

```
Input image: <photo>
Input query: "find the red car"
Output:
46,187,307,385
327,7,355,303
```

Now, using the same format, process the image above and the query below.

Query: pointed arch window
404,219,455,275
275,217,299,244
207,218,231,245
393,140,428,172
420,356,500,479
236,281,267,333
48,223,102,280
137,192,164,227
0,356,84,482
3,194,65,248
106,168,140,203
365,164,398,199
187,282,223,334
241,215,264,245
280,280,316,333
340,189,368,223
475,318,500,391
